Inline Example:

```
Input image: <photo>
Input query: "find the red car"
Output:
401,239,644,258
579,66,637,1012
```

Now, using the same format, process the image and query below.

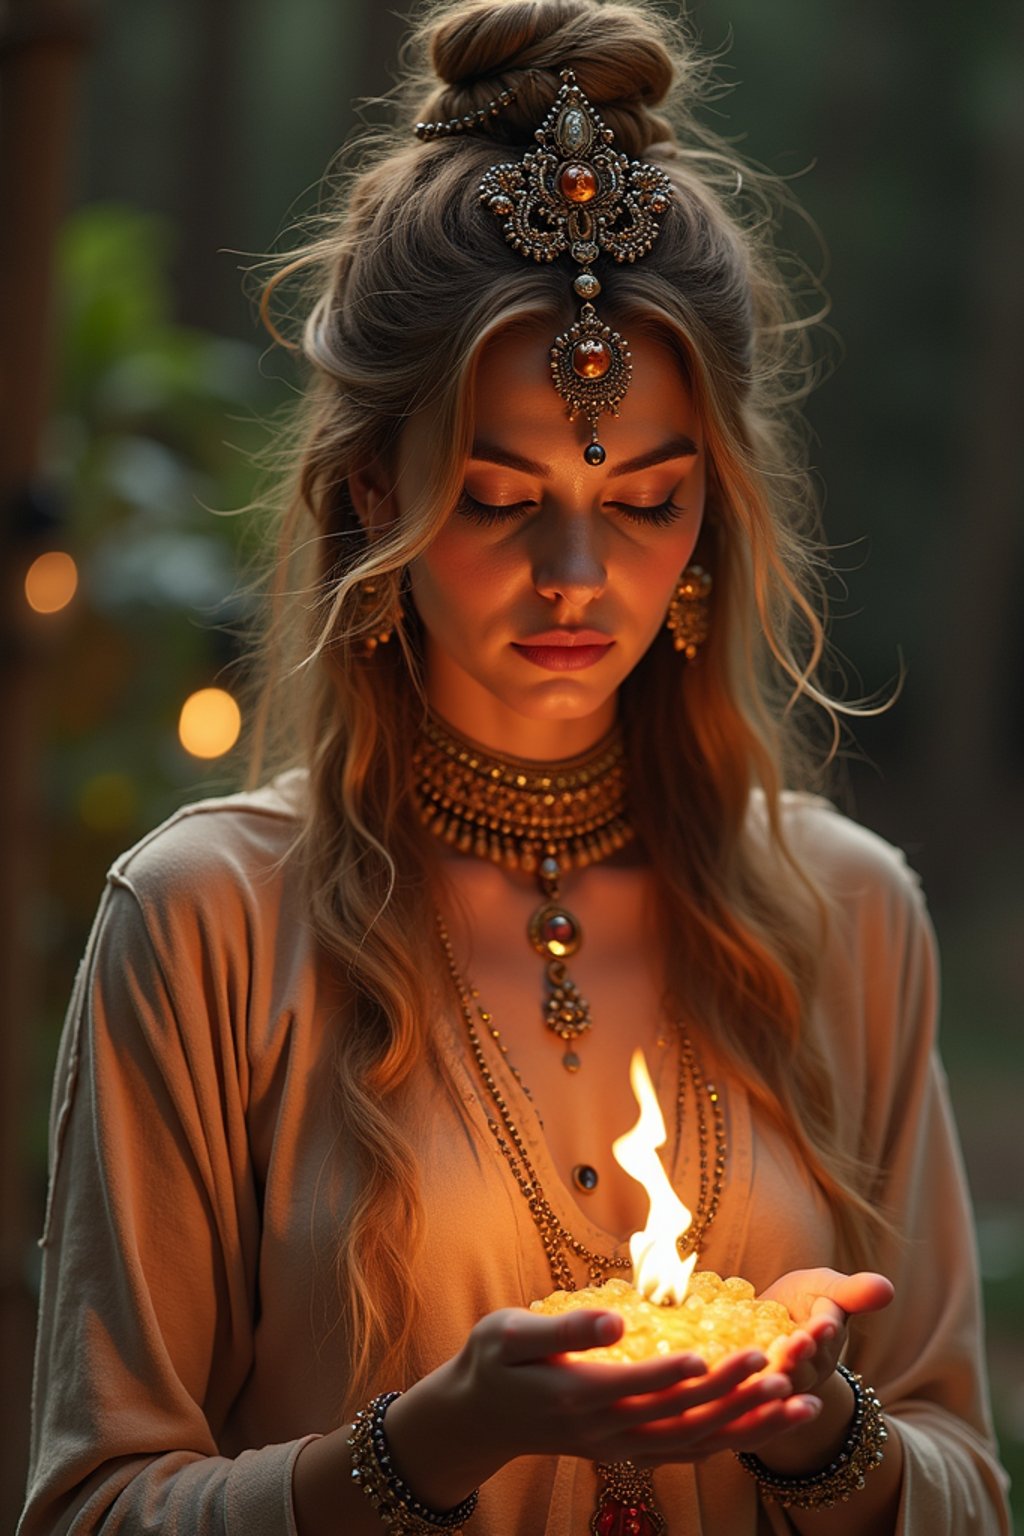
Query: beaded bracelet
349,1390,479,1532
736,1363,888,1510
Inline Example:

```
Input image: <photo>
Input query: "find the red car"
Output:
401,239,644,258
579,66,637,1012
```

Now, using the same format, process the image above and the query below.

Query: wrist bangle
349,1390,479,1532
736,1362,888,1510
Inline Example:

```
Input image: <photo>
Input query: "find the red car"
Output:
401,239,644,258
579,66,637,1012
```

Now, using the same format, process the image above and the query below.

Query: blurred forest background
1,0,1021,1526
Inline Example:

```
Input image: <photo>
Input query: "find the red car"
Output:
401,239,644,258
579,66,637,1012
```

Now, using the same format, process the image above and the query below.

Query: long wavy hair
245,0,883,1415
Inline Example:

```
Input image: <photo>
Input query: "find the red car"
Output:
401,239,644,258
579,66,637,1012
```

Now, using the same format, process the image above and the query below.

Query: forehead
472,324,700,458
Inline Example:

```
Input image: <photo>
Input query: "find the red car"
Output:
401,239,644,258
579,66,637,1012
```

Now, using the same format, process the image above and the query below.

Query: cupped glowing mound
531,1272,796,1368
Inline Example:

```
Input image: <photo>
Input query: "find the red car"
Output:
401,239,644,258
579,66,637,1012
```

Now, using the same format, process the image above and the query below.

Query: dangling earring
665,564,712,659
356,574,400,657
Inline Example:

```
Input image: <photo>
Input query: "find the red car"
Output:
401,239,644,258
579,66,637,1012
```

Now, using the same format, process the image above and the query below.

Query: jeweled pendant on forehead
573,338,612,379
558,105,593,155
559,162,599,203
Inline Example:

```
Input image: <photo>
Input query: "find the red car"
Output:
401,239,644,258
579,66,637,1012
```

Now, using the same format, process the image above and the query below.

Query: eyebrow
468,434,700,478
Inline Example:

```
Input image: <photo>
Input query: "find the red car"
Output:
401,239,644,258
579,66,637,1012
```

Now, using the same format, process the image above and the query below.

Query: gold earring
665,565,712,659
356,575,400,657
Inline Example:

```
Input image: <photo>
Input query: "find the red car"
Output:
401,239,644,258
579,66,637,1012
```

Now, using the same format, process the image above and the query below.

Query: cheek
409,528,513,635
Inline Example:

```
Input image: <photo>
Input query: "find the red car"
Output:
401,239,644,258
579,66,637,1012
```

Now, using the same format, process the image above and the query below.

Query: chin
506,678,621,723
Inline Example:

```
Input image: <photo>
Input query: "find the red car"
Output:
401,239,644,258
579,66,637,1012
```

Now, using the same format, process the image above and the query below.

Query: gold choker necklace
413,716,635,1070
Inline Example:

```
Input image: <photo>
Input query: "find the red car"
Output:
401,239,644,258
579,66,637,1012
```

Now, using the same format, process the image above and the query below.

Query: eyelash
453,492,686,528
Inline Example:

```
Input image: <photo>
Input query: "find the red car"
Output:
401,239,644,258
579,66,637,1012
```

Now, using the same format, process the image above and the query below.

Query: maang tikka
479,71,673,465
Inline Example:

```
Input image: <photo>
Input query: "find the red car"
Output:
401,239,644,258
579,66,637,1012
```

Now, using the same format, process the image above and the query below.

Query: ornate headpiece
477,70,673,464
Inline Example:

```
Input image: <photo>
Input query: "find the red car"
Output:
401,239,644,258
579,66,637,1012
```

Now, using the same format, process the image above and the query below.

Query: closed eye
454,491,687,529
454,491,535,526
610,499,686,528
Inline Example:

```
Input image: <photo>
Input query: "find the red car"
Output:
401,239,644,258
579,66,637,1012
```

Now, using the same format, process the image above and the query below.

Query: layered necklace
416,715,730,1535
435,910,727,1293
413,713,633,1071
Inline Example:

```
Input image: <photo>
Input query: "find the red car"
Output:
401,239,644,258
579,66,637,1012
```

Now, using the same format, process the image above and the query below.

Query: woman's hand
746,1268,894,1476
385,1304,817,1505
759,1268,895,1397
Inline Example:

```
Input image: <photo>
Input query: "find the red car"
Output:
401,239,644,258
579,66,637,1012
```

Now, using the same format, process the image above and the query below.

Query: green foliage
31,202,277,1163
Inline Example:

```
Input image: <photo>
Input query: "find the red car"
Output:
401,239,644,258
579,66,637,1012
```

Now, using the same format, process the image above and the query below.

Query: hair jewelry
479,70,673,465
415,87,517,140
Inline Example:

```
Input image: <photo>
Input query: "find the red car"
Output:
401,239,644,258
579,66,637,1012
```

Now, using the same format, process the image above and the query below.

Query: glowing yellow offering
532,1272,795,1369
531,1051,796,1366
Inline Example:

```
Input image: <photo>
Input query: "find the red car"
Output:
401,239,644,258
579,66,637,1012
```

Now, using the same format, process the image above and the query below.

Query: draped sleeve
762,800,1012,1534
20,785,320,1536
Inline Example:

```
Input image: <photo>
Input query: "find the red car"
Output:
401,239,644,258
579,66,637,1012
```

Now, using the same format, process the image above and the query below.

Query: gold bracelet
736,1363,888,1510
349,1391,479,1532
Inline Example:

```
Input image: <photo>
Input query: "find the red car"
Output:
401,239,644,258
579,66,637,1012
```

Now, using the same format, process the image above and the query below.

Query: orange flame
612,1048,697,1305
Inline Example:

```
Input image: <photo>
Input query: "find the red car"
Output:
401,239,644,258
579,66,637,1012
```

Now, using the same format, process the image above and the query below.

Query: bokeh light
178,687,242,759
24,550,78,614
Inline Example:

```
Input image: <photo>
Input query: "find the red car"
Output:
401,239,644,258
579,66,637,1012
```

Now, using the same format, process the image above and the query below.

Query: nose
531,511,607,608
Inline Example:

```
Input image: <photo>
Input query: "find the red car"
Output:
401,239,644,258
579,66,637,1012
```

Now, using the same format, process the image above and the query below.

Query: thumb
816,1271,894,1319
496,1308,623,1366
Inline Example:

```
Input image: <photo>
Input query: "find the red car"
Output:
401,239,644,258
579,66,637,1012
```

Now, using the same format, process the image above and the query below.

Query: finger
807,1299,845,1335
493,1308,622,1365
698,1393,823,1456
615,1367,792,1430
643,1347,769,1409
829,1271,895,1316
771,1331,811,1381
796,1270,893,1318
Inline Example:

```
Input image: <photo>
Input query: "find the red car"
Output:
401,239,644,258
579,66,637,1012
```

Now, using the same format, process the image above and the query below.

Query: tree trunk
0,1,93,1522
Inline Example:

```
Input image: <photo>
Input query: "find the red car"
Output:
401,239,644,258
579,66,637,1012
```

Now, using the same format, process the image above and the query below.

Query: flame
612,1048,697,1305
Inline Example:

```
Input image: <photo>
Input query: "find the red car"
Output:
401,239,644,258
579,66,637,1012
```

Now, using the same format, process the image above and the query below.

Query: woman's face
399,326,706,754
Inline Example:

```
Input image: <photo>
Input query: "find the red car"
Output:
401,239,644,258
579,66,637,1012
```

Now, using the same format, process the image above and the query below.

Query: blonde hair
246,0,883,1414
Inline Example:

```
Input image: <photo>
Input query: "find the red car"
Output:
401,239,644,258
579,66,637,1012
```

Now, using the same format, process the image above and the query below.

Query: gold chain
435,912,727,1293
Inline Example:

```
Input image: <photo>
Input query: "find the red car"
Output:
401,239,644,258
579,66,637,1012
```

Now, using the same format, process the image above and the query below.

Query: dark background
2,0,1021,1526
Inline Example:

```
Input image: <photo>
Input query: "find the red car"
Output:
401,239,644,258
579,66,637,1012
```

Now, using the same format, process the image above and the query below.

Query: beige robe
19,774,1012,1534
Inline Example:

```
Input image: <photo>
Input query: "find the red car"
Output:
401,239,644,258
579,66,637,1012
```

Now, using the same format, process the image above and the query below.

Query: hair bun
414,0,682,154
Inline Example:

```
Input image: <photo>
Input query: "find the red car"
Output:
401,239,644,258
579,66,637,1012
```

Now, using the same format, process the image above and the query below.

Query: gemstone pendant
593,1500,662,1536
528,901,582,959
563,1050,582,1073
545,959,591,1044
591,1464,666,1536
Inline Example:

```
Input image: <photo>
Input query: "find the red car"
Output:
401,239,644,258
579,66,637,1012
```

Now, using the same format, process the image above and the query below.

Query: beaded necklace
435,911,727,1293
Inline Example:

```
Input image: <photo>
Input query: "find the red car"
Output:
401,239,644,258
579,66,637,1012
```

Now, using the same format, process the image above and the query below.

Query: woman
20,1,1012,1533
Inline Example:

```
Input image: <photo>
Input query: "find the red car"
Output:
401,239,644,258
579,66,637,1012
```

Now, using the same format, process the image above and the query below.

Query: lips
511,629,615,672
514,628,612,647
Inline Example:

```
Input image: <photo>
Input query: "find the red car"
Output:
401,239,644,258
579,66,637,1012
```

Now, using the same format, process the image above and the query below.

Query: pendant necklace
413,713,633,1070
435,909,727,1536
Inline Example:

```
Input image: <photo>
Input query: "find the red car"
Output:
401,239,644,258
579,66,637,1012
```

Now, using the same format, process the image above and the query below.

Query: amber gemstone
572,338,611,379
559,162,598,203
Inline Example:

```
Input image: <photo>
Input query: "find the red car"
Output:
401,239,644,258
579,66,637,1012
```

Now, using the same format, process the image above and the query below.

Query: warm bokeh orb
178,687,242,759
24,550,78,614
